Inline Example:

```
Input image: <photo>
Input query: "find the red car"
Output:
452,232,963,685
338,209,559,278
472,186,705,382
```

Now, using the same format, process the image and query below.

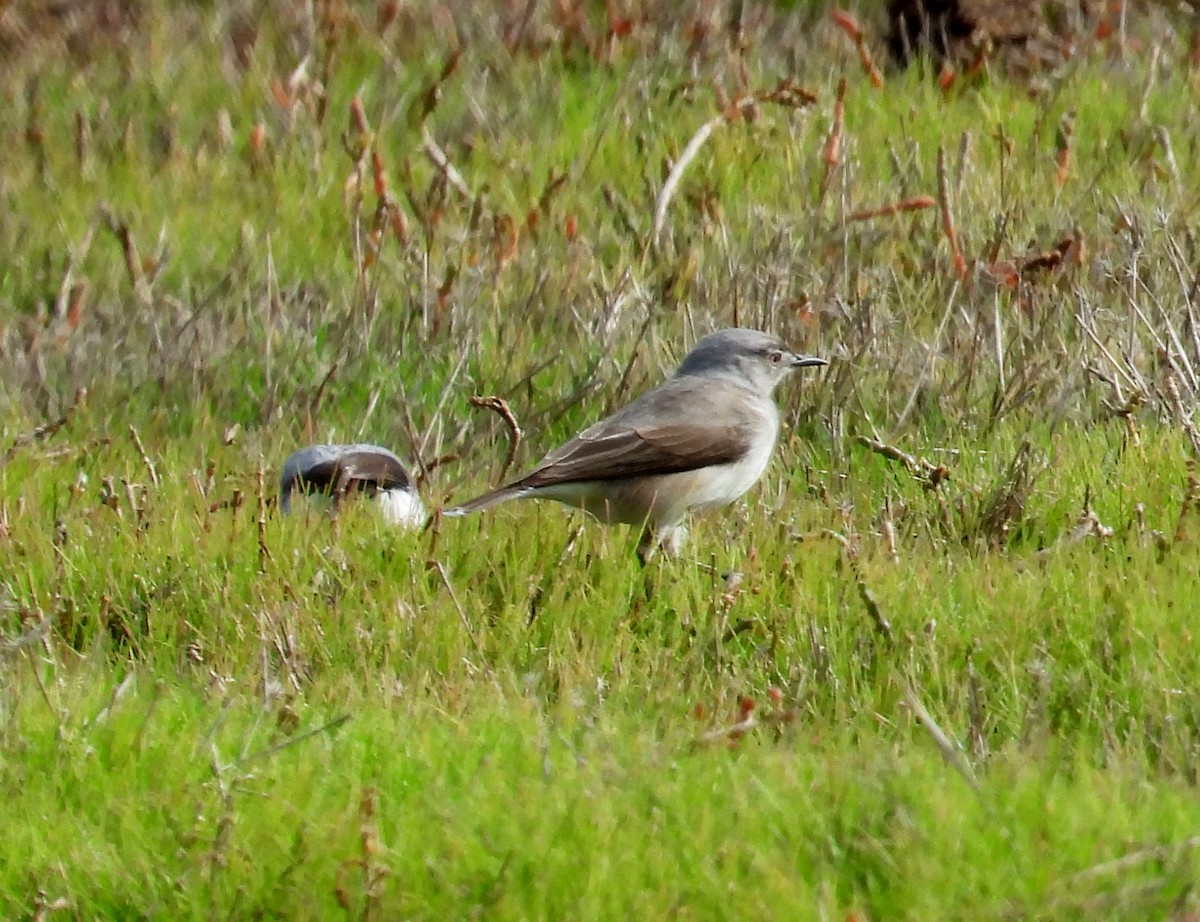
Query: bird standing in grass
279,443,425,528
445,328,826,560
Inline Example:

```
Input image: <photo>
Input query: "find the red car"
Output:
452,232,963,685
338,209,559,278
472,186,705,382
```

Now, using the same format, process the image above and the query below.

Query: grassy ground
3,1,1200,918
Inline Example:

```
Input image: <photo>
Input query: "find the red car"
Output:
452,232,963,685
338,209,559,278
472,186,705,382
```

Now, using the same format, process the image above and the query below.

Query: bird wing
516,417,754,489
286,448,413,497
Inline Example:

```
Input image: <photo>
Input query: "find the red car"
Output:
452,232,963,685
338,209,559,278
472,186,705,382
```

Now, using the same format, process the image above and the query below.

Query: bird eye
768,350,784,365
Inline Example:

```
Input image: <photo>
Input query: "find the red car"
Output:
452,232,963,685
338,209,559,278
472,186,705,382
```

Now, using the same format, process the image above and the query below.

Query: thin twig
2,388,87,466
414,453,461,490
416,347,470,467
237,713,351,765
422,125,473,201
433,561,490,675
256,465,270,571
527,522,585,626
308,360,340,420
28,654,62,729
856,435,950,489
821,529,894,644
608,311,657,414
468,395,523,481
893,283,958,432
1067,836,1200,885
899,679,980,792
857,580,894,644
0,616,54,662
652,114,722,247
1075,306,1146,396
128,425,160,487
937,144,968,279
393,375,427,479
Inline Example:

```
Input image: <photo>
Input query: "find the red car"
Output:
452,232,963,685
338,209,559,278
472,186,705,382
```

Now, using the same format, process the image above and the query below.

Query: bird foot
636,524,688,565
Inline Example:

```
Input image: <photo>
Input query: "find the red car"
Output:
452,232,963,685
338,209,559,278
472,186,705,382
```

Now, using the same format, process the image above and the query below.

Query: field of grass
3,1,1200,917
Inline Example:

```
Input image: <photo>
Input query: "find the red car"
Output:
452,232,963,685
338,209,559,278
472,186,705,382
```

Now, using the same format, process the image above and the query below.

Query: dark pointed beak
790,354,828,369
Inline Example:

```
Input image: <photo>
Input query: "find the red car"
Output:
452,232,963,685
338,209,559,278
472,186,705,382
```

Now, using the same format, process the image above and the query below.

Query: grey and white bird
445,328,827,559
279,443,425,528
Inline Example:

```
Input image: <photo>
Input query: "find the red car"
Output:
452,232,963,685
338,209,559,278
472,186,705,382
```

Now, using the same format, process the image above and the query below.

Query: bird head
675,328,827,393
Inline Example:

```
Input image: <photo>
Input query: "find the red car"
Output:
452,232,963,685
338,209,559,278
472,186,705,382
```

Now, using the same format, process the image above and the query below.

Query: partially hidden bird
279,443,425,528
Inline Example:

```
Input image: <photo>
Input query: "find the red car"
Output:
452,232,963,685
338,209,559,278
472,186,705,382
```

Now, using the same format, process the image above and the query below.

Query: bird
444,328,827,559
278,443,426,528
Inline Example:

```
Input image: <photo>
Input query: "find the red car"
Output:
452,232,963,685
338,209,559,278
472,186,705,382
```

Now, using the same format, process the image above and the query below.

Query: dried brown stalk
256,465,270,572
858,579,895,644
900,679,980,792
2,388,86,466
1055,109,1075,187
829,10,884,87
128,425,160,488
848,195,935,223
820,79,847,196
414,453,461,490
856,435,950,489
652,80,815,247
421,126,472,201
100,206,153,305
468,395,523,481
1035,489,1114,557
937,144,968,280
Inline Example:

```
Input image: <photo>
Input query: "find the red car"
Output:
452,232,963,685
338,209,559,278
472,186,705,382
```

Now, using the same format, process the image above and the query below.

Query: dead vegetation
0,0,146,66
885,0,1105,67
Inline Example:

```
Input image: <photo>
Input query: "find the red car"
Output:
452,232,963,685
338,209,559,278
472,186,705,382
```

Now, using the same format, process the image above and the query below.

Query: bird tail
443,485,528,517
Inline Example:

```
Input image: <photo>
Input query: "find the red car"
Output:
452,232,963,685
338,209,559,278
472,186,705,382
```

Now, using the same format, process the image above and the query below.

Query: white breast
376,488,427,529
687,419,779,511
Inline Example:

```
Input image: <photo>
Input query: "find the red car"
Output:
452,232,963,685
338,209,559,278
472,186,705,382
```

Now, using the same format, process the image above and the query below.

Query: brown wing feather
296,451,413,496
515,421,752,490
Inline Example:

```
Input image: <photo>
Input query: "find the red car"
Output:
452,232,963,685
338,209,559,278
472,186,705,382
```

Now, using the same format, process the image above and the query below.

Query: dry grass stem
238,714,351,766
127,425,160,488
0,617,54,662
856,435,950,489
652,82,814,248
468,395,523,481
847,195,935,223
256,465,269,572
900,679,980,792
421,125,473,201
2,388,86,465
652,115,722,248
937,144,968,279
858,579,894,644
433,561,490,676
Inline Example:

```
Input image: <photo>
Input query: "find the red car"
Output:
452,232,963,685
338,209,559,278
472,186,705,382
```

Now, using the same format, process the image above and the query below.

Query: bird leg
636,523,688,565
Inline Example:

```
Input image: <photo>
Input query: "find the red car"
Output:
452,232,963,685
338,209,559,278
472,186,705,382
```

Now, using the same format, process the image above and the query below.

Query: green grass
4,1,1200,918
